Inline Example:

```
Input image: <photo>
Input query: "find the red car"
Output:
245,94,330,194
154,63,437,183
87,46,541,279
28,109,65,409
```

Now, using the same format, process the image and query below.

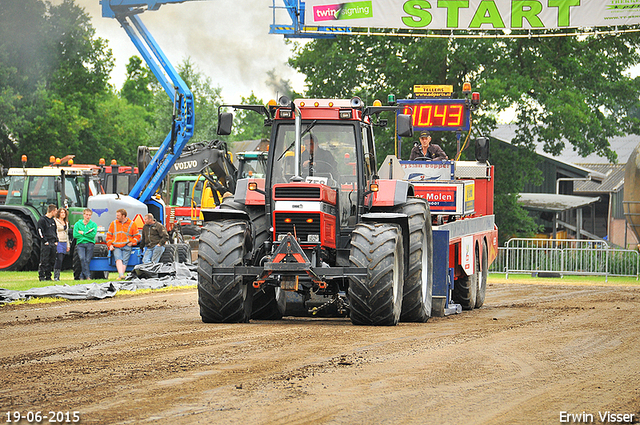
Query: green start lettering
548,0,580,27
469,0,506,28
437,1,470,28
402,0,433,27
512,0,544,28
401,0,580,30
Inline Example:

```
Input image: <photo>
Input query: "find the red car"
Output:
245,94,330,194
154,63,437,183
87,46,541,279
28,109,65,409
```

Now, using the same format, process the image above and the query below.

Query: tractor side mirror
475,136,490,162
217,112,234,136
396,114,413,138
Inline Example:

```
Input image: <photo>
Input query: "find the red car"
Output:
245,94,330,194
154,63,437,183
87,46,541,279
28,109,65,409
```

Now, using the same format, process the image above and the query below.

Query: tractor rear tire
349,222,404,326
0,212,35,271
198,220,253,323
393,197,433,322
453,244,479,310
475,240,488,308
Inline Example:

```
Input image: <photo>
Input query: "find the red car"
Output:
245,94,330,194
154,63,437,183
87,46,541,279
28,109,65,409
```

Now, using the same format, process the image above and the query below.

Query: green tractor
0,165,95,271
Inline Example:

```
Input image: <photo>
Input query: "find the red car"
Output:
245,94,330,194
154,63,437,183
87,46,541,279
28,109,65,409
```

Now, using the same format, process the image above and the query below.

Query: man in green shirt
73,208,98,280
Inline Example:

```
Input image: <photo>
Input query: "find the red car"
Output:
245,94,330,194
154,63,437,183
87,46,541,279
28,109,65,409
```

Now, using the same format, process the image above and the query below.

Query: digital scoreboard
399,99,470,132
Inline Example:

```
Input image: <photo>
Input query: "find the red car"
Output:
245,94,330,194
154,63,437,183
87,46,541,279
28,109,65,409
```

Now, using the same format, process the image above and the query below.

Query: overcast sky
74,0,306,103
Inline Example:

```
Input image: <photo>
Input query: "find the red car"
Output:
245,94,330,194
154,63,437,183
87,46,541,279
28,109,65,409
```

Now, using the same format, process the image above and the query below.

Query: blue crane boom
101,0,195,213
269,0,349,38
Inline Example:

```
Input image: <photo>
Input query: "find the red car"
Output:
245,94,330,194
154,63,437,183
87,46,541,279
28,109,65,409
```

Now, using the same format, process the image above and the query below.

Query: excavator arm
101,0,195,210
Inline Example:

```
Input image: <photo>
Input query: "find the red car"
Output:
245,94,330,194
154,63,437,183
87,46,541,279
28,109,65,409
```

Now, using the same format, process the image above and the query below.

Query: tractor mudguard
0,205,39,229
200,208,250,223
369,179,414,207
234,178,266,206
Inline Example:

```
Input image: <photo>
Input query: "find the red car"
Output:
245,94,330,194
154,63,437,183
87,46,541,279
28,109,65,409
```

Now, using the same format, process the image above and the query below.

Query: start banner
304,0,640,31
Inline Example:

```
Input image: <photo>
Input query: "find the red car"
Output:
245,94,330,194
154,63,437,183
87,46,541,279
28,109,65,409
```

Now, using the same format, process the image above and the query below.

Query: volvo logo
173,160,198,171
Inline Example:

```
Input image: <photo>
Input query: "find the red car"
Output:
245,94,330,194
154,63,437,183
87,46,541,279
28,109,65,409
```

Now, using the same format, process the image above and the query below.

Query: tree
0,0,117,167
228,92,270,143
289,33,640,240
145,58,224,147
121,56,154,108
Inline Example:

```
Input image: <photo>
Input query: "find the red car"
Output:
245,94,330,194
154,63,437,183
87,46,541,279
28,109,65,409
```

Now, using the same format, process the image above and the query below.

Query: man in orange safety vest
106,208,141,280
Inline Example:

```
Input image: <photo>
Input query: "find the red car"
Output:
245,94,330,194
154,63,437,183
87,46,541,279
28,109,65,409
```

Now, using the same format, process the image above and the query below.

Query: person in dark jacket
301,133,338,176
140,213,169,264
409,130,448,161
37,204,58,281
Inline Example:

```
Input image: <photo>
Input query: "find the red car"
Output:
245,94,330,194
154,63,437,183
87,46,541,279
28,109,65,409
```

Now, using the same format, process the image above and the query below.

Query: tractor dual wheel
393,197,433,323
221,198,284,319
453,243,481,310
475,240,489,308
160,243,191,264
198,220,253,323
0,212,35,271
349,222,404,326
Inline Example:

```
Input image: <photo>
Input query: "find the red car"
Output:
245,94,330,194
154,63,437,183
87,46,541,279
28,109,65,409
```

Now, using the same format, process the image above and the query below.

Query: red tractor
198,95,497,325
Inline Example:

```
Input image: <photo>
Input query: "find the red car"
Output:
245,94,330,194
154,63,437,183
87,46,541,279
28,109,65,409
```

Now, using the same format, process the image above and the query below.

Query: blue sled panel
90,247,144,272
432,229,450,299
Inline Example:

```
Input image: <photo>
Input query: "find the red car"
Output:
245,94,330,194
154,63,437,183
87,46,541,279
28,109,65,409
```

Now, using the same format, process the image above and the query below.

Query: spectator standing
53,208,70,281
37,204,58,281
140,213,169,264
73,208,98,280
106,208,140,280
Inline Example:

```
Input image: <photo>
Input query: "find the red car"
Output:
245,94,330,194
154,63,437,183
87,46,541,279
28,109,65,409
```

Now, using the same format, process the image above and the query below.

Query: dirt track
1,281,640,424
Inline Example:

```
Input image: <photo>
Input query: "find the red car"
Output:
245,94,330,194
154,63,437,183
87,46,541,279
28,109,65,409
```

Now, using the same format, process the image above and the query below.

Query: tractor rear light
248,182,258,191
339,110,352,119
279,109,293,119
472,92,480,105
370,183,379,192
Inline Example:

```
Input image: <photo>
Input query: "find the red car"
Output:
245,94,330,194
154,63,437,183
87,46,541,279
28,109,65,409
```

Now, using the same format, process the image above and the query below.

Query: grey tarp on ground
0,263,197,304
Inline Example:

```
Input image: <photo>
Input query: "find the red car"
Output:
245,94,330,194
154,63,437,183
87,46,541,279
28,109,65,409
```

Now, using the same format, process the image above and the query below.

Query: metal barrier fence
489,238,639,280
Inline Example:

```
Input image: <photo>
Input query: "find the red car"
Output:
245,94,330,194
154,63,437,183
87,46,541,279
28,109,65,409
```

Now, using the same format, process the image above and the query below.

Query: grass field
0,271,111,292
1,270,638,293
488,272,640,286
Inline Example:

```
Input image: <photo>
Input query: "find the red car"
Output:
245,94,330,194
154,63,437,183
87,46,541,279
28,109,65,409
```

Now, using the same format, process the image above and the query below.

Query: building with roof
490,125,640,248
